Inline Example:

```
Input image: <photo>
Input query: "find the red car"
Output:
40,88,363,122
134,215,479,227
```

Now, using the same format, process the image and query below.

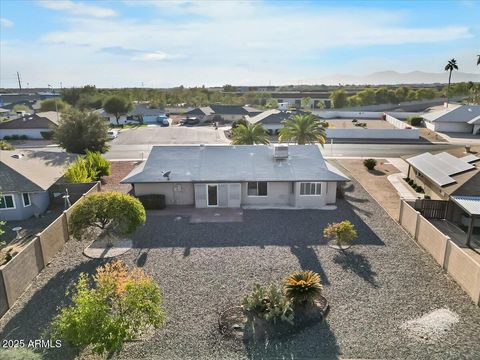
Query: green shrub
40,131,54,140
0,140,14,150
64,157,97,183
10,135,20,140
3,135,11,140
51,260,164,356
363,158,377,170
351,118,358,123
19,135,28,140
85,150,111,178
416,186,424,193
407,116,423,126
411,183,418,190
323,220,358,246
69,191,146,243
284,270,323,305
242,284,294,324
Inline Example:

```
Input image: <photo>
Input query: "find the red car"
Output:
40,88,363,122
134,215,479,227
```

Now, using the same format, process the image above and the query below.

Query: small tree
279,114,326,145
39,98,69,112
12,104,30,113
363,158,377,170
265,98,278,109
0,140,14,150
69,192,146,246
51,260,164,356
103,96,134,125
54,108,109,154
323,220,358,246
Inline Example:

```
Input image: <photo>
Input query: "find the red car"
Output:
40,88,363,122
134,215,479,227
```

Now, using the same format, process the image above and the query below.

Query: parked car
156,115,170,127
107,130,118,139
180,117,200,126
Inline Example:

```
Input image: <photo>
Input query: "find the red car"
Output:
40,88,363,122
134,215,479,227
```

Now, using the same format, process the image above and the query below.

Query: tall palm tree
444,58,458,107
278,114,327,145
231,123,270,145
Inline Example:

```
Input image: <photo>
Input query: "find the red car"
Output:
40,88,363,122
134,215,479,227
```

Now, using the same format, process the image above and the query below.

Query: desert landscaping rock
0,177,479,359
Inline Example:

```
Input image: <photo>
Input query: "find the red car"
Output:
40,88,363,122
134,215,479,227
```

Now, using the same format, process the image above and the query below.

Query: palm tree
477,55,480,66
231,123,270,145
444,58,458,107
278,114,327,145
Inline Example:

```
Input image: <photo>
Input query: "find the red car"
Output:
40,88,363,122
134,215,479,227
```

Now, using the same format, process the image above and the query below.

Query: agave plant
284,270,323,305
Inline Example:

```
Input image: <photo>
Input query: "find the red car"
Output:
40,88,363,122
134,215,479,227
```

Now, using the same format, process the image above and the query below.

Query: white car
107,130,118,140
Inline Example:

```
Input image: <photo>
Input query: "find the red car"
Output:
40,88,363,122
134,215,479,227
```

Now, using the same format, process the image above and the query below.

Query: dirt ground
327,119,396,129
419,128,448,143
332,159,402,219
101,161,139,193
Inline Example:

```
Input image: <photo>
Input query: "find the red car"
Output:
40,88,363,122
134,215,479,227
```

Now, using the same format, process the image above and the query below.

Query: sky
0,0,479,88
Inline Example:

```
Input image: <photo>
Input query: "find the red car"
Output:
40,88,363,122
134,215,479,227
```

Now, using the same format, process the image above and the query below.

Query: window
247,182,268,196
0,194,15,209
22,193,31,207
300,182,322,196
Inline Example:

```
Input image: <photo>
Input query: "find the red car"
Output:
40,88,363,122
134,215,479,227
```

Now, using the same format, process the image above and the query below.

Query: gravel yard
1,178,480,359
327,118,396,129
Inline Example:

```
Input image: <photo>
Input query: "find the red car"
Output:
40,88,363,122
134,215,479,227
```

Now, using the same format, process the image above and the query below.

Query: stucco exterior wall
292,182,328,208
241,182,292,206
0,192,50,221
134,182,194,206
0,128,51,140
431,122,473,133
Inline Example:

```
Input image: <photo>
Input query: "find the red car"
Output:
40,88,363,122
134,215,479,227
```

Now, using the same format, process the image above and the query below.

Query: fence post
414,211,421,240
399,199,404,223
442,236,451,271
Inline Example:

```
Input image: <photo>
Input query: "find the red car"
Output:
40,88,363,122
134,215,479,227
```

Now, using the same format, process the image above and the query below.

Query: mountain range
298,70,480,86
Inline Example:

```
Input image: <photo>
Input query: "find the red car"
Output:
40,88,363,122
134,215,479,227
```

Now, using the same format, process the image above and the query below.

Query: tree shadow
368,169,387,176
333,250,378,288
290,245,330,285
244,320,340,360
0,258,106,360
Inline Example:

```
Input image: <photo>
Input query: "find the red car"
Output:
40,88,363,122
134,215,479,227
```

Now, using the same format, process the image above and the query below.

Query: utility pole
16,72,22,90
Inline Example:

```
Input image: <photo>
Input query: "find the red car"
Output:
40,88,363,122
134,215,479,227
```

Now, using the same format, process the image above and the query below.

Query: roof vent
273,144,289,160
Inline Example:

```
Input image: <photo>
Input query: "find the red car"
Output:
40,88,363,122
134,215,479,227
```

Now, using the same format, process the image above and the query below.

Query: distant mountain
299,70,480,86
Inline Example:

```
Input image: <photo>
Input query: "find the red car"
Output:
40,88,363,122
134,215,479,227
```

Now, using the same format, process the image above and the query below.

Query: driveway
1,179,479,359
111,126,229,145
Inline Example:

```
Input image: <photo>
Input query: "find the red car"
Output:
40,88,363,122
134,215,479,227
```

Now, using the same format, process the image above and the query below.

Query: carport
449,196,480,248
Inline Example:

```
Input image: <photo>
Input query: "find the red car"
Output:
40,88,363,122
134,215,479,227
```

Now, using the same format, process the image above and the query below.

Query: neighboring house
184,104,262,123
270,92,331,109
246,109,302,134
96,103,166,125
0,112,60,140
422,104,480,134
121,144,349,209
406,151,480,200
0,150,75,221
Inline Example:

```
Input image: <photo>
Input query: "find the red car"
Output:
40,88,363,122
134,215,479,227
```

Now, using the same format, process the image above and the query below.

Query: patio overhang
450,196,480,248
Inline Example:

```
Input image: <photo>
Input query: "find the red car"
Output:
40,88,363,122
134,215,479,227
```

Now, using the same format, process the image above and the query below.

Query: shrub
85,150,111,178
69,192,146,244
284,270,323,305
10,135,20,140
363,158,377,170
351,118,358,123
51,260,164,355
0,140,14,150
323,220,358,246
0,348,43,360
19,135,28,140
65,157,97,183
3,135,11,140
404,177,410,182
416,186,424,193
407,116,423,127
242,284,294,324
40,131,54,140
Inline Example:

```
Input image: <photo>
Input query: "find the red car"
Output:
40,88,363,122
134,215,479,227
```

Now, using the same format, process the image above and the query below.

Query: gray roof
122,145,349,184
0,150,75,192
423,104,480,124
0,113,59,129
185,105,261,116
451,196,480,216
406,152,476,187
247,109,293,125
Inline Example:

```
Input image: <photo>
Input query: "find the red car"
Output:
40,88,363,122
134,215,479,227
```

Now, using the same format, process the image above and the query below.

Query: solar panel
407,153,456,187
434,152,475,175
460,154,480,163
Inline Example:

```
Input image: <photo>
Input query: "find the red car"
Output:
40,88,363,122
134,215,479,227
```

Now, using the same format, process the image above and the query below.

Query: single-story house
0,112,60,140
270,92,331,109
96,103,166,125
184,104,262,123
422,104,480,134
406,151,480,200
246,109,300,134
121,144,349,209
0,150,75,221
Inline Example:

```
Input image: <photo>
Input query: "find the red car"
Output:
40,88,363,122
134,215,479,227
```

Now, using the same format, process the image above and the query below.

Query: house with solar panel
405,151,480,201
121,144,349,209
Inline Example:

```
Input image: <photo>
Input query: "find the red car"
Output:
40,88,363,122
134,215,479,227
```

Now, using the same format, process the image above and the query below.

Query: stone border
83,238,133,259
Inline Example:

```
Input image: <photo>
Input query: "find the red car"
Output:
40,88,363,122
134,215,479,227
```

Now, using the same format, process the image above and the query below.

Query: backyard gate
414,199,448,219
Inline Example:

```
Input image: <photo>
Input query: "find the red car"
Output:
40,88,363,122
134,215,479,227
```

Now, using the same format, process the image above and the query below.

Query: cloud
39,0,117,18
0,18,14,28
99,46,185,61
